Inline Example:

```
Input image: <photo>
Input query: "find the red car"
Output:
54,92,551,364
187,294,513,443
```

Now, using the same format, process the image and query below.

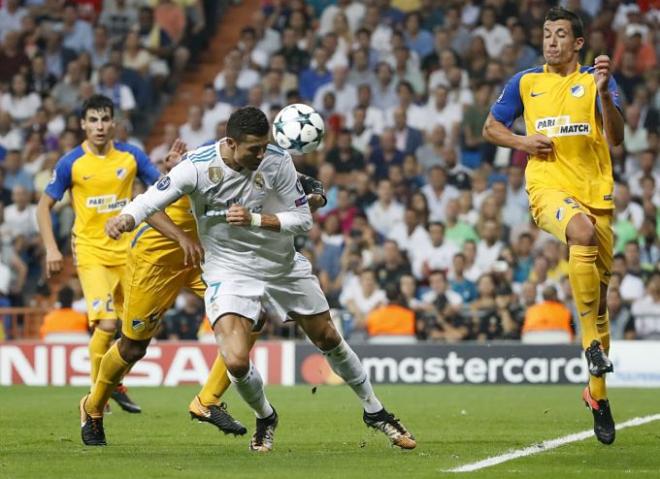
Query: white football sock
227,362,274,419
322,339,383,414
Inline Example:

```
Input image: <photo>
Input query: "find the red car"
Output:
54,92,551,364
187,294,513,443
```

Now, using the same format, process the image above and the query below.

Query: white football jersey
122,139,313,281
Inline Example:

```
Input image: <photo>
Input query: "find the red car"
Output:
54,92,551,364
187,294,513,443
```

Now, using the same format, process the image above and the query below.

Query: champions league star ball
272,104,325,154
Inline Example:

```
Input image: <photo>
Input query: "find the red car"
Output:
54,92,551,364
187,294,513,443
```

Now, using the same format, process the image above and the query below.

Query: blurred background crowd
0,0,658,344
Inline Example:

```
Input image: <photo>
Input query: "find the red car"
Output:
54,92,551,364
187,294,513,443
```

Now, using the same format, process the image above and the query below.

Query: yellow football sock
87,343,131,415
568,245,600,350
198,355,231,407
89,328,116,384
589,311,610,401
597,311,610,354
197,331,259,405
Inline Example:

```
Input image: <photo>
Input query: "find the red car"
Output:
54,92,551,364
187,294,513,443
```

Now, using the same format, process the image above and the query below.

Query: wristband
250,213,262,227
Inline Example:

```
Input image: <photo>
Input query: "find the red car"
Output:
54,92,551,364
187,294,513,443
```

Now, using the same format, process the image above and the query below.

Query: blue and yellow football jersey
491,64,622,210
129,195,198,265
45,141,160,266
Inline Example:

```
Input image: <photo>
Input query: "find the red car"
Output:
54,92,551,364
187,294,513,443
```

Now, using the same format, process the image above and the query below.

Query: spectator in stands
412,221,457,279
469,273,518,341
0,168,11,206
90,25,111,69
615,181,644,232
0,0,27,42
216,67,248,108
389,106,423,156
3,150,33,193
352,171,376,212
39,286,88,340
179,104,213,149
162,292,203,340
388,205,430,265
340,268,386,331
314,65,357,115
0,111,23,152
96,63,136,119
443,197,478,248
611,253,644,303
364,283,416,341
375,240,411,288
421,85,462,143
299,47,332,102
415,125,445,172
607,288,633,340
521,285,573,344
614,51,644,105
471,6,512,59
421,270,466,342
200,84,231,136
366,179,404,237
137,6,188,79
251,10,281,57
100,0,138,46
277,28,310,75
347,48,373,88
28,55,58,97
422,165,460,223
1,73,41,128
325,129,365,183
59,3,94,54
613,25,656,76
41,29,77,80
449,252,478,304
371,62,398,111
630,272,660,340
368,128,404,180
475,218,504,271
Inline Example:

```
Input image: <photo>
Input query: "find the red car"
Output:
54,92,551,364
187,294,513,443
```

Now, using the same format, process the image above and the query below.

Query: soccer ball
272,104,325,154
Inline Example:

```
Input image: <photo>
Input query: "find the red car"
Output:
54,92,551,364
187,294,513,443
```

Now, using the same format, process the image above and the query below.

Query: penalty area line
444,413,660,473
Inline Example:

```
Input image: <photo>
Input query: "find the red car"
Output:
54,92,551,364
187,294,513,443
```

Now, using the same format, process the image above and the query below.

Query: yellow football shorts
121,255,205,341
77,264,125,325
529,189,613,285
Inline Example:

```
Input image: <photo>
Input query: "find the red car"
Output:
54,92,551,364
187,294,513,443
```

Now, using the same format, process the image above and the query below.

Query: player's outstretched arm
36,194,63,278
120,158,197,232
146,211,204,266
594,55,624,146
483,113,554,159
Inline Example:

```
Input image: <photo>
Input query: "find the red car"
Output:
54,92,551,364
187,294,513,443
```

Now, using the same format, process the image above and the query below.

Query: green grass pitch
1,385,659,478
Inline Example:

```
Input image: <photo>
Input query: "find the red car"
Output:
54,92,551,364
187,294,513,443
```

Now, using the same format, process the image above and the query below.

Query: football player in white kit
107,107,416,452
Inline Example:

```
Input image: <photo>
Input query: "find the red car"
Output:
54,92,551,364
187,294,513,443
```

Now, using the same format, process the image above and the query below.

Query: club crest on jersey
116,168,127,179
131,319,145,331
208,167,224,184
156,176,171,190
570,84,585,98
555,207,565,221
254,172,265,190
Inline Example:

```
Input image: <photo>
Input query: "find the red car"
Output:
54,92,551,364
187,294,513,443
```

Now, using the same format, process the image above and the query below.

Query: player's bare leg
294,311,416,449
214,314,276,451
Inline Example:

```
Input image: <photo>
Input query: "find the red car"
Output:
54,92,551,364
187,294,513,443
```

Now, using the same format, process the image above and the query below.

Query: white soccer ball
272,103,325,154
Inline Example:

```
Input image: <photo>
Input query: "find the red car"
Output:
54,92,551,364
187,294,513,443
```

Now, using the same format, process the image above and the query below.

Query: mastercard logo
300,353,344,385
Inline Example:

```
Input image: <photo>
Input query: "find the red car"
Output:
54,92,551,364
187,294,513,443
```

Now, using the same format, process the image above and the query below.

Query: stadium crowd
0,0,658,343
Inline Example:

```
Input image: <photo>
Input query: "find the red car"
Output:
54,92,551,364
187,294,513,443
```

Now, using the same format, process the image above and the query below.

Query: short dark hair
81,94,114,119
544,7,584,39
58,286,74,308
226,106,269,142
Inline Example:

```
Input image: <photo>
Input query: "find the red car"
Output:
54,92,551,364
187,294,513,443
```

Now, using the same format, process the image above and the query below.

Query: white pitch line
445,413,660,473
